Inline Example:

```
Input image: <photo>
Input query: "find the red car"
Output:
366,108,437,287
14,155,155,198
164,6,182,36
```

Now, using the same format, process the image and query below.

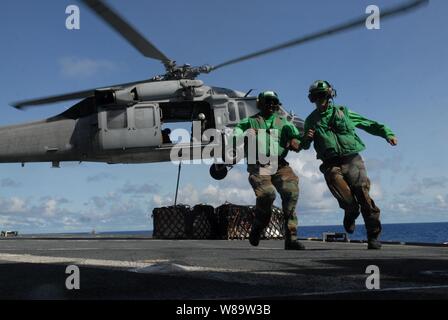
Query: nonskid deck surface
0,236,447,299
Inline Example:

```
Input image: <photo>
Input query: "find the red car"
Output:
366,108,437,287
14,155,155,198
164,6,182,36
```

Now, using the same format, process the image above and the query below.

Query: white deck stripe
0,253,167,269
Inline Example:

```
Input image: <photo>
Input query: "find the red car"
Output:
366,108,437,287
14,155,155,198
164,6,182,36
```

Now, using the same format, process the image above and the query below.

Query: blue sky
0,0,446,233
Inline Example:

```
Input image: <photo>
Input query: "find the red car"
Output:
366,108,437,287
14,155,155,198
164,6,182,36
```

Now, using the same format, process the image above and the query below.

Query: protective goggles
308,91,330,103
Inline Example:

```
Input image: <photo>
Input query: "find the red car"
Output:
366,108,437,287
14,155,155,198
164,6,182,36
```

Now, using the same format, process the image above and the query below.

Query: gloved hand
287,138,300,151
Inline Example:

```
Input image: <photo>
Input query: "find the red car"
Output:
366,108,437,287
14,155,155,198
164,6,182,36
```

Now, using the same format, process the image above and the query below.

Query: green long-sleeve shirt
301,104,395,161
233,112,301,159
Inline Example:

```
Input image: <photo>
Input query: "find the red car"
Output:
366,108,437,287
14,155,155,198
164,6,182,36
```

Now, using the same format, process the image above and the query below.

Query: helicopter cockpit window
135,106,155,129
238,102,247,119
228,102,237,122
107,108,127,129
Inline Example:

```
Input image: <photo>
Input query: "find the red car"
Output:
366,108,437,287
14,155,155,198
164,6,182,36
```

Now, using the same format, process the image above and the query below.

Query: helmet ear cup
308,93,316,103
324,81,336,99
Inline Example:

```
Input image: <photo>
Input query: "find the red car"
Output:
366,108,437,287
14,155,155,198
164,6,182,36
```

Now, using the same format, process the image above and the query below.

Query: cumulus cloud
0,191,153,233
152,194,164,207
435,195,447,208
383,191,448,221
0,195,85,232
0,197,28,214
59,56,116,78
370,180,383,200
288,152,338,213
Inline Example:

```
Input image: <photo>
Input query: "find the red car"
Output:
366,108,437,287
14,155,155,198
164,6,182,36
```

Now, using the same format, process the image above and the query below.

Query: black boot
284,240,305,250
367,238,382,250
343,212,357,234
249,224,262,247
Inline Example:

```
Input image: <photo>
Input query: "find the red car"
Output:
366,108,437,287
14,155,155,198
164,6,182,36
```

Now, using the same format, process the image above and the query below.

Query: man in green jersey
233,91,305,250
300,80,398,249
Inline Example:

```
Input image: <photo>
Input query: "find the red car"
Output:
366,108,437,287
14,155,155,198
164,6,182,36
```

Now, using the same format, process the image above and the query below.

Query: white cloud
0,196,29,214
436,194,447,208
9,197,27,213
288,152,338,213
370,181,383,200
176,184,200,204
43,199,57,217
199,184,254,206
152,194,163,207
59,57,116,78
392,202,412,213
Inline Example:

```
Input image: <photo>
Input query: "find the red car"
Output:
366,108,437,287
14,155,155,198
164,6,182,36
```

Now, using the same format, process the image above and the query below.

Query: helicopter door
98,104,161,150
98,106,129,150
126,103,161,148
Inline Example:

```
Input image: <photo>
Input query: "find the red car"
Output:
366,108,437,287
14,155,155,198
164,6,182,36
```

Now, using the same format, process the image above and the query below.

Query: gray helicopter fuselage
1,80,303,167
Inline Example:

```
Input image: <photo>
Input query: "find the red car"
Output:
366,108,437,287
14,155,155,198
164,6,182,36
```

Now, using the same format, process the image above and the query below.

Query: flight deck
0,236,447,299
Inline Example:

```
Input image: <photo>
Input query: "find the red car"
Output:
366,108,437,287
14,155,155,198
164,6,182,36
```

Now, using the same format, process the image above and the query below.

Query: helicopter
6,0,427,180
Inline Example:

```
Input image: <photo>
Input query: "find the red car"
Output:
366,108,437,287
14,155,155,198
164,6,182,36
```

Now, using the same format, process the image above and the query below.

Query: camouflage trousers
320,154,382,239
248,164,299,242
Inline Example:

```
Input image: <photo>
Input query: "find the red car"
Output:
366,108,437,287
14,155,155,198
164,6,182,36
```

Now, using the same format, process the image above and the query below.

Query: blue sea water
96,222,448,244
298,222,448,244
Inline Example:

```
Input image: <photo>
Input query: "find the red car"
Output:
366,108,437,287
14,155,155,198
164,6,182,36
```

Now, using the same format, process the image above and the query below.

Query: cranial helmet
308,80,337,103
257,91,280,109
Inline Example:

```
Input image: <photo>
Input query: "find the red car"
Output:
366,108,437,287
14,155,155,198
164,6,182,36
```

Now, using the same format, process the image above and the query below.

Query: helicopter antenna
244,89,254,97
174,162,182,206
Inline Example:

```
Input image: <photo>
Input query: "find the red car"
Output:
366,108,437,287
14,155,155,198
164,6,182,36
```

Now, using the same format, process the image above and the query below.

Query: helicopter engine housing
94,89,136,106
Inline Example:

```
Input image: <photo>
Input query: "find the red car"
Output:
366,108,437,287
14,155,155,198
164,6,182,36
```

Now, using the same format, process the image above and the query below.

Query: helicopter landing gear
209,164,233,180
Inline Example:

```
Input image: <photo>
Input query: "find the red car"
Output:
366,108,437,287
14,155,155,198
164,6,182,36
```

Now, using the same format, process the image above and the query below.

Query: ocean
95,222,448,244
298,222,448,244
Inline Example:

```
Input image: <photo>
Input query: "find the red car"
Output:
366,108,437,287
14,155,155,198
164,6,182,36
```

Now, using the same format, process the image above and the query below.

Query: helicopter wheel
209,164,228,180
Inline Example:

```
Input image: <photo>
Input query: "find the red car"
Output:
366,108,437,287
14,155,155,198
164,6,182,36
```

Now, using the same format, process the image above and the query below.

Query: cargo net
189,204,219,239
151,203,284,240
215,203,284,240
152,205,190,239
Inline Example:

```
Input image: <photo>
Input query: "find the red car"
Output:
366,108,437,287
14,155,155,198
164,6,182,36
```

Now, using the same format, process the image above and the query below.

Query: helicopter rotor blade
211,0,428,71
11,78,151,109
81,0,171,63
